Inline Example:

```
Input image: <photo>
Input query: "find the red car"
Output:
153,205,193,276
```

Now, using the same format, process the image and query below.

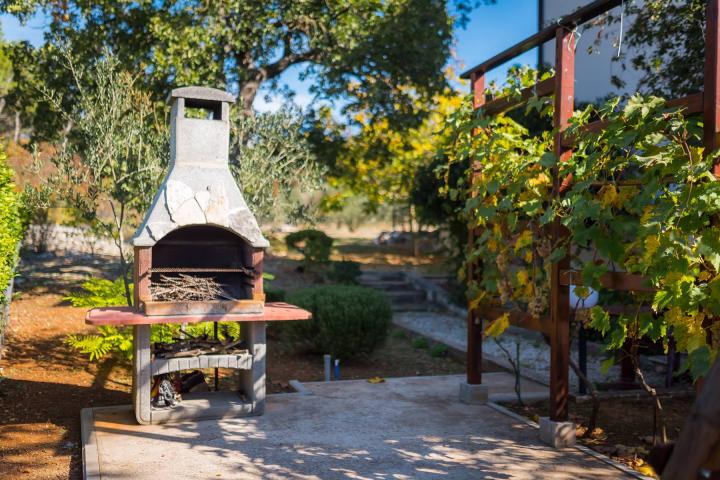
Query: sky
0,1,539,112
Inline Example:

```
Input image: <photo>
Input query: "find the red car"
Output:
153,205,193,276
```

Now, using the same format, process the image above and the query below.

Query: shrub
285,229,333,266
0,145,23,306
411,337,429,349
429,343,448,358
391,328,407,340
327,260,361,284
286,285,391,358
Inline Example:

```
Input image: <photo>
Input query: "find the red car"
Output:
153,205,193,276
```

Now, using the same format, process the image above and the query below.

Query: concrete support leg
239,322,266,415
459,381,489,405
133,324,152,425
539,417,576,448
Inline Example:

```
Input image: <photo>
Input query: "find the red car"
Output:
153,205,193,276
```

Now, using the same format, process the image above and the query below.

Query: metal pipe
324,354,331,382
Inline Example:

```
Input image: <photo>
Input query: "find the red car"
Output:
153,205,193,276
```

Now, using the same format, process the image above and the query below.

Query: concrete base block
459,382,489,404
539,417,576,448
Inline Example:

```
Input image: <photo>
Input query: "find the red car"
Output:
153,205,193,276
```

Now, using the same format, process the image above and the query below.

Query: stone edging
485,401,655,480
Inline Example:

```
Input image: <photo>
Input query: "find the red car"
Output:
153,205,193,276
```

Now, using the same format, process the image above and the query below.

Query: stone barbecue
85,87,311,425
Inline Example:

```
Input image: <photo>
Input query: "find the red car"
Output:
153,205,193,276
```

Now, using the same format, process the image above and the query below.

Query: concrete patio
83,374,641,479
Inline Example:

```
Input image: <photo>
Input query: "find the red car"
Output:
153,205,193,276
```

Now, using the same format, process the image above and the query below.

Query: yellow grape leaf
367,377,385,384
640,205,654,223
597,184,618,208
644,235,660,260
514,229,533,252
635,464,657,478
516,269,529,285
524,250,533,263
484,313,510,338
574,285,590,299
488,238,498,252
698,270,712,282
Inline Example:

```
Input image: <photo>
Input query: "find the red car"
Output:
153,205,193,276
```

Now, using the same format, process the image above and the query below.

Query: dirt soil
0,251,470,479
502,394,695,477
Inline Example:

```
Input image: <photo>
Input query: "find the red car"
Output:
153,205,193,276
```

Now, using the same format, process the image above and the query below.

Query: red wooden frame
462,0,720,421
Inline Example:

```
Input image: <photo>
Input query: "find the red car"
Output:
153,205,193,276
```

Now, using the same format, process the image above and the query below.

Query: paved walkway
84,374,636,479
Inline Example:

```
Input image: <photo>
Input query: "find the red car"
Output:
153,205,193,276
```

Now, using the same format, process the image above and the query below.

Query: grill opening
150,226,254,301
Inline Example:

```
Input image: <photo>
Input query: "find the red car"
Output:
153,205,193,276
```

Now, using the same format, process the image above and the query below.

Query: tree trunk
13,110,20,143
239,79,261,116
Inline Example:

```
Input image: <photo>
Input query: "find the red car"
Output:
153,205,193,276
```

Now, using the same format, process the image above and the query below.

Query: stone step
357,279,411,290
358,271,406,282
385,290,426,303
391,302,431,312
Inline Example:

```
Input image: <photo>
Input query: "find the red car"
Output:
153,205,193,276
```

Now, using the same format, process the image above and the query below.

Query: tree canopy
2,0,482,126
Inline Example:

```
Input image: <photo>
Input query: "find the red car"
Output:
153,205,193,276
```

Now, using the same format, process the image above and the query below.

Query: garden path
84,375,637,479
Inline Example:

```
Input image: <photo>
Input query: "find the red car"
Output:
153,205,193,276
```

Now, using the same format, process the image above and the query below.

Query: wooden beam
705,0,720,175
482,77,555,116
467,71,486,386
480,307,551,335
549,27,575,423
559,270,656,293
561,93,705,148
461,0,622,79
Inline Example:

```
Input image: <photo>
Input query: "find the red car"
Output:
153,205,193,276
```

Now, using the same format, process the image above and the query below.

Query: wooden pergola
461,0,720,422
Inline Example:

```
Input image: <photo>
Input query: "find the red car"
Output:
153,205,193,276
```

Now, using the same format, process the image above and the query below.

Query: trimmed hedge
0,145,22,305
286,285,391,358
285,229,333,265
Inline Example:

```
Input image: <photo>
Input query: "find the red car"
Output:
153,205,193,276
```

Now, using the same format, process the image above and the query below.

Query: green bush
327,260,361,284
411,337,429,349
429,343,448,358
286,285,391,358
285,229,333,266
0,145,23,305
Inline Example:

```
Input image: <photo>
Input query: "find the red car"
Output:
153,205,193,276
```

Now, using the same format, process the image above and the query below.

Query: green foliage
391,328,407,340
443,67,556,321
231,108,324,224
285,229,334,266
64,276,240,361
444,66,720,381
64,278,133,307
562,94,719,379
36,50,167,306
411,337,429,349
2,0,484,130
448,65,720,378
327,260,361,285
286,285,392,358
429,343,448,357
0,143,23,305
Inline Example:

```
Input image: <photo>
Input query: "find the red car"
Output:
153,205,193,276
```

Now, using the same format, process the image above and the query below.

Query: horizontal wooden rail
461,0,622,79
561,92,704,147
482,77,555,116
559,270,656,292
480,307,551,335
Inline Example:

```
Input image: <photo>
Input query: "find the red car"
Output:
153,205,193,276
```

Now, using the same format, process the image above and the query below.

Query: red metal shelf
86,302,312,326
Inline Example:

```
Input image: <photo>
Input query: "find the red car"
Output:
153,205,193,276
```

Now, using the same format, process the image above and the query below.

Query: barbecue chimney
133,86,269,248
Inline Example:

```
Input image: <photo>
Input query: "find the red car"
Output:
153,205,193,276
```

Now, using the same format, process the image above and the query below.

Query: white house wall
540,0,644,104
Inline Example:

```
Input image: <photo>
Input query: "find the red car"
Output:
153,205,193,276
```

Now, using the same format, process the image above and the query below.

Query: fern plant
66,276,242,361
64,278,132,307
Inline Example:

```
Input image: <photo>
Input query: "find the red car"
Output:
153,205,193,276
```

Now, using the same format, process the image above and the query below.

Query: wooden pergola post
549,26,575,423
467,70,486,386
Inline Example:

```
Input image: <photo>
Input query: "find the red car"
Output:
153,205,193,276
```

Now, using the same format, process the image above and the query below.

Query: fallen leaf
368,377,385,384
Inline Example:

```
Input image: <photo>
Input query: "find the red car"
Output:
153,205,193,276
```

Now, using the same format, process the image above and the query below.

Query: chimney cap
168,86,236,105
